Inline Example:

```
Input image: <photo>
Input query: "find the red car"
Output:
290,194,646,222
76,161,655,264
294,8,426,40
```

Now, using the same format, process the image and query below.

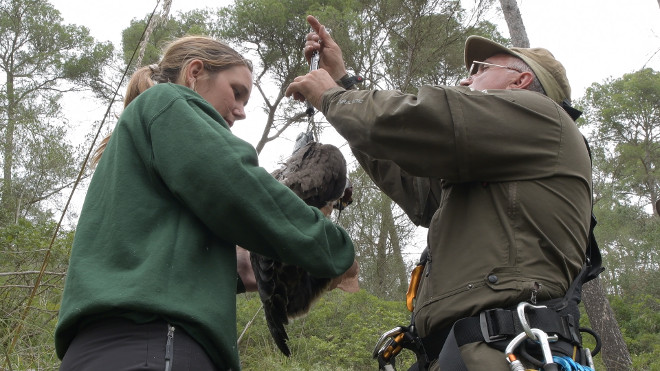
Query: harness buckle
479,309,507,343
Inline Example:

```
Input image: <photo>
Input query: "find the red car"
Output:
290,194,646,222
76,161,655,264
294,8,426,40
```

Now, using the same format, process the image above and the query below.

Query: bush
237,290,416,370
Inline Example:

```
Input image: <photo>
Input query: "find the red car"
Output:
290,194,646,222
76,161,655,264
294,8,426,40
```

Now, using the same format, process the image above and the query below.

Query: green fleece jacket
55,83,354,370
321,86,591,339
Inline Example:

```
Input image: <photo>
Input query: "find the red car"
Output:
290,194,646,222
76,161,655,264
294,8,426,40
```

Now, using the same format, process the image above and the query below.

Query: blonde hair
92,36,252,165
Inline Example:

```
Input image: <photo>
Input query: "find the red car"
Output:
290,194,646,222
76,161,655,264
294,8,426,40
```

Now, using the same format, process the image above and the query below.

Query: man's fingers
320,25,331,41
306,15,321,32
284,82,305,102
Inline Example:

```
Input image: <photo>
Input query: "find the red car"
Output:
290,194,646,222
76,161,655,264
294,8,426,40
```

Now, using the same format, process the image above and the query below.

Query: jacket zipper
165,324,175,371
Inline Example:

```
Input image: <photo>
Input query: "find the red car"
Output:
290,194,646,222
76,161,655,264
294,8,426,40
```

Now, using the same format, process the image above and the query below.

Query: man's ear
510,71,535,89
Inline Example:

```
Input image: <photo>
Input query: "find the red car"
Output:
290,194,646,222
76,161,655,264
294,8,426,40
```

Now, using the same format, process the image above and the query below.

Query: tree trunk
384,199,409,295
498,0,530,47
375,197,389,297
582,278,633,370
2,72,16,223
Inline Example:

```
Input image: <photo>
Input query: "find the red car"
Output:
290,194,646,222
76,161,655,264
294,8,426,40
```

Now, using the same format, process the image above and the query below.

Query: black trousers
59,317,221,371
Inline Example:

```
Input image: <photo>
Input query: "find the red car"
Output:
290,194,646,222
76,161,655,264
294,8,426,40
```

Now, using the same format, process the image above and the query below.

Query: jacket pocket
485,266,565,304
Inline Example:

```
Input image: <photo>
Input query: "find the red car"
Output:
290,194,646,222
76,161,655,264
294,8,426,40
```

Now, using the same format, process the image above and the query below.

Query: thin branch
238,304,263,344
0,271,66,277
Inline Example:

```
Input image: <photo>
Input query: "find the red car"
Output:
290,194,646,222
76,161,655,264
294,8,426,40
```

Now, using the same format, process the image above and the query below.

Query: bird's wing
281,268,331,319
250,253,292,356
251,141,350,356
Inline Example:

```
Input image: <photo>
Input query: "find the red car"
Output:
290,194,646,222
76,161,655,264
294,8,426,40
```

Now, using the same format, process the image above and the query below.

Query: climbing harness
375,269,602,371
374,202,603,371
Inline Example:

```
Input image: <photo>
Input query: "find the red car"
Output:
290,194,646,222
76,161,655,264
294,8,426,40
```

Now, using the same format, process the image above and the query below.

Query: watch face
341,75,363,89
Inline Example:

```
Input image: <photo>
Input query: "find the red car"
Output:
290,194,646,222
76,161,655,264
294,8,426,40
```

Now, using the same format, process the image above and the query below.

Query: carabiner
505,328,559,371
516,302,547,340
504,331,530,371
530,328,559,371
373,326,405,359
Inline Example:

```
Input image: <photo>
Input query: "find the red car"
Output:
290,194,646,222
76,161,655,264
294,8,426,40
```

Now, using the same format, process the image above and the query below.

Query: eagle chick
250,136,353,357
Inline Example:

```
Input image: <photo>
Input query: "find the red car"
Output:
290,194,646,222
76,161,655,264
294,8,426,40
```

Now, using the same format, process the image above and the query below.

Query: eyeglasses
468,61,521,78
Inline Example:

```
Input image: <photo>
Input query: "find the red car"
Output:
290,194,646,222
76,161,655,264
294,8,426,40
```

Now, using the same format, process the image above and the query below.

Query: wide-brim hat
464,36,571,104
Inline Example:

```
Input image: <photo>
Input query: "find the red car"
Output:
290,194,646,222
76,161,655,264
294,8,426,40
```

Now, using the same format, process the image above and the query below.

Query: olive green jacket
55,83,355,370
321,86,591,338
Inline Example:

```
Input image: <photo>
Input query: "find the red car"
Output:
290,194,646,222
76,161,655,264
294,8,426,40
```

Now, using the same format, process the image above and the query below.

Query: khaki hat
464,36,571,104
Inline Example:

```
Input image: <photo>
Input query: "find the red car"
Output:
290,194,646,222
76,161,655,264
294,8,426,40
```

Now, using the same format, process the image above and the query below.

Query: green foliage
579,68,660,211
8,0,658,369
591,200,660,298
237,290,416,370
376,0,505,91
337,166,418,299
0,218,73,370
218,0,334,79
214,0,366,152
577,68,660,369
121,9,218,71
578,68,660,299
0,0,113,225
609,295,660,370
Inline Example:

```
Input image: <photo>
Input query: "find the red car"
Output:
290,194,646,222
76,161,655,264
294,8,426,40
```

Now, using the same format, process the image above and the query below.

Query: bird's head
333,178,353,211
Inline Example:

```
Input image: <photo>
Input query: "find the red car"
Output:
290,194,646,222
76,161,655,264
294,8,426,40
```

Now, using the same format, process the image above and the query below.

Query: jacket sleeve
321,86,460,180
147,97,354,278
321,86,586,184
352,148,441,227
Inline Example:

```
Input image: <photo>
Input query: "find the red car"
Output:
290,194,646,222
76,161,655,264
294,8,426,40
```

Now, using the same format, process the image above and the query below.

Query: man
286,15,593,370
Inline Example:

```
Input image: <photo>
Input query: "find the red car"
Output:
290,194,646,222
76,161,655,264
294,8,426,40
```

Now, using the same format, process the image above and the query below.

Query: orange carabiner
406,264,425,312
383,333,406,360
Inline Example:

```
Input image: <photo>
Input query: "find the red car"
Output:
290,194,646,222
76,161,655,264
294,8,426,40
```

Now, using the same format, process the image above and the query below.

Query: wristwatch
337,74,364,90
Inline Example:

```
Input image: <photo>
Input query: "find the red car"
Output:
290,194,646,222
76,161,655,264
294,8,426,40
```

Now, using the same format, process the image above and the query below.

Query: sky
51,0,660,96
50,0,660,160
49,0,660,248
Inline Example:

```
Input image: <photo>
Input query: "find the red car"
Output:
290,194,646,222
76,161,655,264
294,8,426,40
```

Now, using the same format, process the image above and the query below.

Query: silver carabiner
584,347,595,369
516,302,547,340
372,326,405,358
504,331,530,371
505,328,560,371
530,328,560,371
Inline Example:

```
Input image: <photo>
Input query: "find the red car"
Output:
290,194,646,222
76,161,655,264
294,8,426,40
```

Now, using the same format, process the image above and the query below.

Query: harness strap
420,325,452,365
437,324,470,371
427,263,592,370
436,315,579,370
479,306,581,345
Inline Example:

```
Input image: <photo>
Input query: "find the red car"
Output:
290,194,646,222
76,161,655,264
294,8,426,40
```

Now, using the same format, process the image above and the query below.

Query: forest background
1,0,658,370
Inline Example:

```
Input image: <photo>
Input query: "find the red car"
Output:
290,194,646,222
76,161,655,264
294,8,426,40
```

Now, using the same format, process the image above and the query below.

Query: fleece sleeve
147,96,354,278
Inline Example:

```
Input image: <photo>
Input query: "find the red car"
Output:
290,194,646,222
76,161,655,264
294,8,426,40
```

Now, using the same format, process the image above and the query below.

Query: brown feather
250,140,348,356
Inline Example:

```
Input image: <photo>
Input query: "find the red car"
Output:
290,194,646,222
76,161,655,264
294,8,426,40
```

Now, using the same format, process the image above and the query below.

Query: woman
55,36,355,371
